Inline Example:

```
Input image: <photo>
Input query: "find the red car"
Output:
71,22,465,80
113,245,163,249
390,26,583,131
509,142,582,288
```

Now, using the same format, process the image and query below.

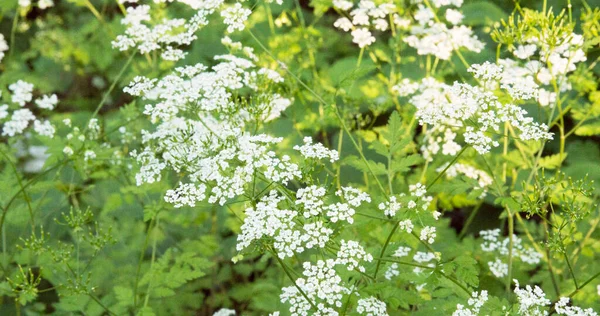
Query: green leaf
462,2,508,26
390,154,423,174
574,121,600,136
538,153,568,169
344,155,387,175
447,255,479,288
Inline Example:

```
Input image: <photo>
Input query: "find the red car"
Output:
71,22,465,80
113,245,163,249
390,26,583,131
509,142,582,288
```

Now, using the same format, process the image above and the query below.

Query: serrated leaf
390,154,423,174
574,121,600,136
344,155,387,175
538,153,568,169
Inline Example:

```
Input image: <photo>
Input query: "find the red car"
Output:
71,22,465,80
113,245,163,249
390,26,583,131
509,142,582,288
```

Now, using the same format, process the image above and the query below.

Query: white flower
35,94,58,110
280,260,349,315
296,185,327,218
213,308,236,316
488,258,508,278
221,3,252,33
0,105,9,120
336,240,373,272
398,219,413,233
385,263,399,280
0,34,8,64
333,0,353,11
378,196,401,217
38,0,54,9
63,146,74,156
357,296,388,316
351,28,376,48
9,80,34,106
393,246,411,258
84,150,96,162
445,9,463,25
513,44,537,59
453,291,488,316
513,280,551,316
294,137,339,163
164,182,207,208
554,297,597,316
374,18,389,31
334,17,354,32
419,226,436,244
2,109,35,136
33,120,55,138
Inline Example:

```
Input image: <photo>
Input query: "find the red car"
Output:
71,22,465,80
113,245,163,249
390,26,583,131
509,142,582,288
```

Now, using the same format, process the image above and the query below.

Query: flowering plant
0,0,600,315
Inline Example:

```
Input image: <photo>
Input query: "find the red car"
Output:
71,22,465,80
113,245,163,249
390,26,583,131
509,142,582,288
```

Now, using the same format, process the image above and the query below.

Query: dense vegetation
1,0,600,315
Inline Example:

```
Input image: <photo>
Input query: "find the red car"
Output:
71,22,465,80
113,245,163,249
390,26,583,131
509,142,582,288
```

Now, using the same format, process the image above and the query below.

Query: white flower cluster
554,297,597,316
480,229,542,278
280,259,350,316
378,196,401,217
336,239,373,273
221,3,252,33
294,137,339,163
127,55,297,206
419,226,436,244
213,308,236,316
237,185,369,259
513,280,551,316
237,191,304,259
393,246,411,258
356,296,388,316
412,251,437,274
506,27,586,107
328,187,371,224
379,183,436,219
404,68,553,155
0,34,8,64
438,163,493,197
0,81,58,138
164,182,207,208
452,290,488,316
112,2,218,61
404,0,483,60
332,0,398,48
408,182,435,215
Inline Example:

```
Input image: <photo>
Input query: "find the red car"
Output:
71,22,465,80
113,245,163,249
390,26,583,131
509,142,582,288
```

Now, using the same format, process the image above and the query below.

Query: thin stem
85,52,137,133
373,222,399,278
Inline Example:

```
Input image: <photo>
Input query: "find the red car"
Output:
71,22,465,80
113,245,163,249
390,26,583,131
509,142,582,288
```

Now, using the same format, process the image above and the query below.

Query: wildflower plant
0,0,599,315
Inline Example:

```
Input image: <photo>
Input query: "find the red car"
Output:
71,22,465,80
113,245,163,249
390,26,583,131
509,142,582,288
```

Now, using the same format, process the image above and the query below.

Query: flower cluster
403,64,553,155
280,259,350,316
237,184,370,259
0,34,7,64
1,81,58,139
555,297,597,316
112,2,217,61
294,137,340,163
356,297,388,316
335,239,373,273
404,0,484,60
332,0,397,48
126,54,296,206
452,290,488,316
513,280,551,315
480,229,542,278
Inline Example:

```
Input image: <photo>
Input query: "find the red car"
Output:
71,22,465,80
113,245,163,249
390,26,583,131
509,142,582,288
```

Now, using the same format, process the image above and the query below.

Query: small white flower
420,226,436,244
221,3,252,33
351,28,376,48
